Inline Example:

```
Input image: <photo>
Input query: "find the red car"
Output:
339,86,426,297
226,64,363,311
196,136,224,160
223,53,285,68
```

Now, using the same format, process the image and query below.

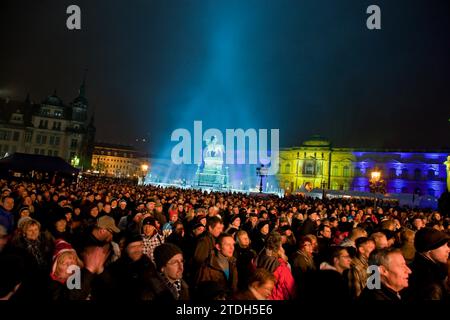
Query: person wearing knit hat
123,232,144,262
414,227,449,254
224,215,241,235
251,220,271,253
406,227,450,301
50,239,82,284
18,206,31,219
141,216,164,263
152,243,189,300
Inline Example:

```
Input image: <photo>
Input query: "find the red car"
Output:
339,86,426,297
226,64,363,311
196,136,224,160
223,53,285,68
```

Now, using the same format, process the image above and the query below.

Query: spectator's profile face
260,224,269,235
251,280,275,300
209,223,224,238
336,249,352,270
302,241,313,255
24,196,32,206
126,241,143,262
163,253,184,281
103,204,111,213
90,207,99,217
99,228,113,242
321,226,332,239
55,219,67,232
193,226,205,236
429,242,450,264
375,235,389,249
143,224,155,236
25,224,40,241
359,241,376,259
20,209,30,218
238,233,250,247
380,253,411,292
3,197,14,211
218,237,235,258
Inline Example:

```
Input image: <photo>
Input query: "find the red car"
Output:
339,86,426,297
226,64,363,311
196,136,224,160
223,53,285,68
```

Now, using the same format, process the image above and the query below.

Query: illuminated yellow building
277,135,448,198
91,143,149,178
278,136,355,193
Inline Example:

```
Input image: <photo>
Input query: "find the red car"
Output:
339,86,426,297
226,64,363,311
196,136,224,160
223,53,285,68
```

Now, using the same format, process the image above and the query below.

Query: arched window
343,166,350,177
427,188,435,197
332,165,339,176
305,162,314,175
285,163,291,174
427,169,435,179
355,167,362,177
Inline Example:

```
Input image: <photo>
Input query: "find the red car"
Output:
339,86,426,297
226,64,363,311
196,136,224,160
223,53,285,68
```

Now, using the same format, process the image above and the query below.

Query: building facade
278,136,448,198
0,78,95,168
91,143,150,179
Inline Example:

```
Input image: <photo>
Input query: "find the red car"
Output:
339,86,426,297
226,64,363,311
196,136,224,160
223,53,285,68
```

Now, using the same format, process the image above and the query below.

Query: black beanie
154,243,183,271
124,232,143,248
414,227,449,253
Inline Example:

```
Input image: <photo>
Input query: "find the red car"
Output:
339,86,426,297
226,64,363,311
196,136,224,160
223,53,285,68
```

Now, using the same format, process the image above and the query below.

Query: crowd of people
0,177,449,301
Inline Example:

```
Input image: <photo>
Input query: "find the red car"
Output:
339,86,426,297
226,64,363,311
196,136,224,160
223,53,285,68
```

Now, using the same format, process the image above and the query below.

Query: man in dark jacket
93,232,160,301
195,233,238,298
405,228,449,301
192,216,223,270
152,243,190,300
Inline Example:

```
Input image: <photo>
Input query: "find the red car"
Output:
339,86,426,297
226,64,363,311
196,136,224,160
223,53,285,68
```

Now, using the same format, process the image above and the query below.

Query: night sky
1,0,449,157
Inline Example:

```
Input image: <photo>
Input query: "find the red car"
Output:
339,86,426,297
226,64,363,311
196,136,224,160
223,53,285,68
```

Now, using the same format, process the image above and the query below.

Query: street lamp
256,164,268,193
370,167,385,208
141,163,149,185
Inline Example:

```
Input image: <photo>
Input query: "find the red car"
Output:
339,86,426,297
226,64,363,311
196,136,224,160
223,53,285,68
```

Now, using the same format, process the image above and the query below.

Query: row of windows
38,119,63,130
0,130,20,141
106,165,131,169
98,150,134,158
96,157,131,164
34,148,58,157
283,163,440,180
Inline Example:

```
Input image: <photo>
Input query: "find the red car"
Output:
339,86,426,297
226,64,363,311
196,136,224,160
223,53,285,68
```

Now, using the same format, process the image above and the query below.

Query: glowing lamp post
141,164,149,185
370,168,385,208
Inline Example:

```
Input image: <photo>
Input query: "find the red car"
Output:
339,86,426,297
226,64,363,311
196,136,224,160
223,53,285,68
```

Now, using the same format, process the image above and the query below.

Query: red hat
51,239,77,282
169,210,178,220
53,239,75,262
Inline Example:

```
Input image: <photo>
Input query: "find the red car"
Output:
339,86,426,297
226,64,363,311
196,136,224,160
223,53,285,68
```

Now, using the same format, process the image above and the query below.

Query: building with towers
0,74,95,168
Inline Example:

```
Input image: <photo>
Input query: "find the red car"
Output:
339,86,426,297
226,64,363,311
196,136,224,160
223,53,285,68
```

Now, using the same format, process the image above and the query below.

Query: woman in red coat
255,232,296,300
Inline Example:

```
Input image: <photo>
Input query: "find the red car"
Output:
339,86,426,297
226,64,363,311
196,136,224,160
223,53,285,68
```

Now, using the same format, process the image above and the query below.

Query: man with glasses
308,246,352,301
153,243,190,300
